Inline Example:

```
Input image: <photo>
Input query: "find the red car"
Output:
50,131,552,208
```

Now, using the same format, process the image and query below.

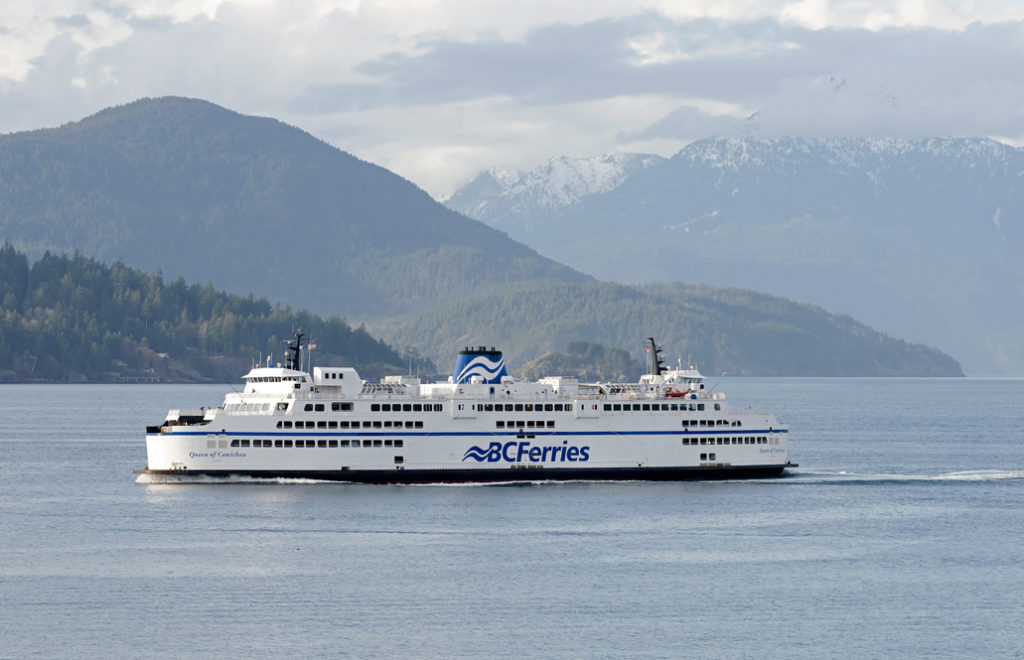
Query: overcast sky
2,1,1023,197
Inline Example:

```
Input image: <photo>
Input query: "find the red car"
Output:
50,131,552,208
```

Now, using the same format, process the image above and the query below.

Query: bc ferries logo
455,355,507,384
463,440,591,463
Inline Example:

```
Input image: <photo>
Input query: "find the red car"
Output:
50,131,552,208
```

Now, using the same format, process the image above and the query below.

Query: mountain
385,281,963,377
445,137,1024,375
446,152,666,235
0,97,589,319
0,101,964,376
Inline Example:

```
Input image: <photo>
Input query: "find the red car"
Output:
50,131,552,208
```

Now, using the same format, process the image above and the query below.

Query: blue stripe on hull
136,464,794,484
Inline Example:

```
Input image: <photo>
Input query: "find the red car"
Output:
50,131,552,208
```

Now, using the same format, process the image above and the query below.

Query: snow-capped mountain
445,152,666,234
445,137,1024,375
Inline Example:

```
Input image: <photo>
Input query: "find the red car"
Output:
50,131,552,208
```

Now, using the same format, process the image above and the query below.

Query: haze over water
1,379,1022,658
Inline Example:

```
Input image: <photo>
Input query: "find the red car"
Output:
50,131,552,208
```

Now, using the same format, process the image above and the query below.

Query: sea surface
1,378,1022,659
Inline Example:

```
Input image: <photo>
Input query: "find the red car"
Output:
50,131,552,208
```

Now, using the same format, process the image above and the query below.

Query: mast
646,336,666,376
285,330,304,371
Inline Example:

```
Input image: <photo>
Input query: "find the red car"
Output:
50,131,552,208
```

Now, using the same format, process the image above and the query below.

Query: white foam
784,469,1024,483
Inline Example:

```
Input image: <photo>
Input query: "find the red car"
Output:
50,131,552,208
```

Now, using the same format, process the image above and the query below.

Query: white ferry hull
138,336,794,484
139,415,792,483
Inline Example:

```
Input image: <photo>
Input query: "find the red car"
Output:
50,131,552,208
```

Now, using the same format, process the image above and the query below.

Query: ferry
136,334,795,483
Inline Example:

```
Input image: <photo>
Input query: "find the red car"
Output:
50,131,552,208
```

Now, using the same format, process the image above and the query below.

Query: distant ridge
446,137,1024,375
385,281,964,377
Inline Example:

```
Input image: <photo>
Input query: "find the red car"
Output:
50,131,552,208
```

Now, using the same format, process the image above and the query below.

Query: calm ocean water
1,379,1022,659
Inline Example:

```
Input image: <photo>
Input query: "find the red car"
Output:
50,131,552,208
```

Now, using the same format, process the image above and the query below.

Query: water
1,379,1022,658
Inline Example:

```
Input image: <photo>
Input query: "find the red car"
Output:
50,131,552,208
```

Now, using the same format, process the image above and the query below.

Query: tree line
0,243,433,382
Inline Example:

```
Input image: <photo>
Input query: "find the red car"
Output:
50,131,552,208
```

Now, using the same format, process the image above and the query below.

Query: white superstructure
138,335,794,483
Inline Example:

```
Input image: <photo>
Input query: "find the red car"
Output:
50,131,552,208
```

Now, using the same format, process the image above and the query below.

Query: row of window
369,403,444,412
295,401,729,415
682,436,772,446
224,402,275,413
219,438,405,448
481,403,571,412
206,436,775,450
603,402,720,412
277,420,425,429
303,402,355,412
496,420,556,429
684,419,742,427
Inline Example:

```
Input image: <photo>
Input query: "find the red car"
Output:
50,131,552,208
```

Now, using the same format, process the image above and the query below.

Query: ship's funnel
453,346,507,384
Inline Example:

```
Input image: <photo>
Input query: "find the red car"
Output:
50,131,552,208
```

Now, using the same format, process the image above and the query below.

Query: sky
1,1,1023,198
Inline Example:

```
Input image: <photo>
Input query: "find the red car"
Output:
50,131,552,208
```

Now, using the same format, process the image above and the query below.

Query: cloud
0,2,1022,196
288,16,801,112
288,13,1024,156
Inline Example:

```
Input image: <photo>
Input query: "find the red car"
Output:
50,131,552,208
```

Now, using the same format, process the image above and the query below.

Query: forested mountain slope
0,97,588,319
384,281,963,377
0,244,429,382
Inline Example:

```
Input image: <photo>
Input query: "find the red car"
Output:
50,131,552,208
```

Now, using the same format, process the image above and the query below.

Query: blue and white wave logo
462,445,497,461
454,354,507,384
462,441,591,463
